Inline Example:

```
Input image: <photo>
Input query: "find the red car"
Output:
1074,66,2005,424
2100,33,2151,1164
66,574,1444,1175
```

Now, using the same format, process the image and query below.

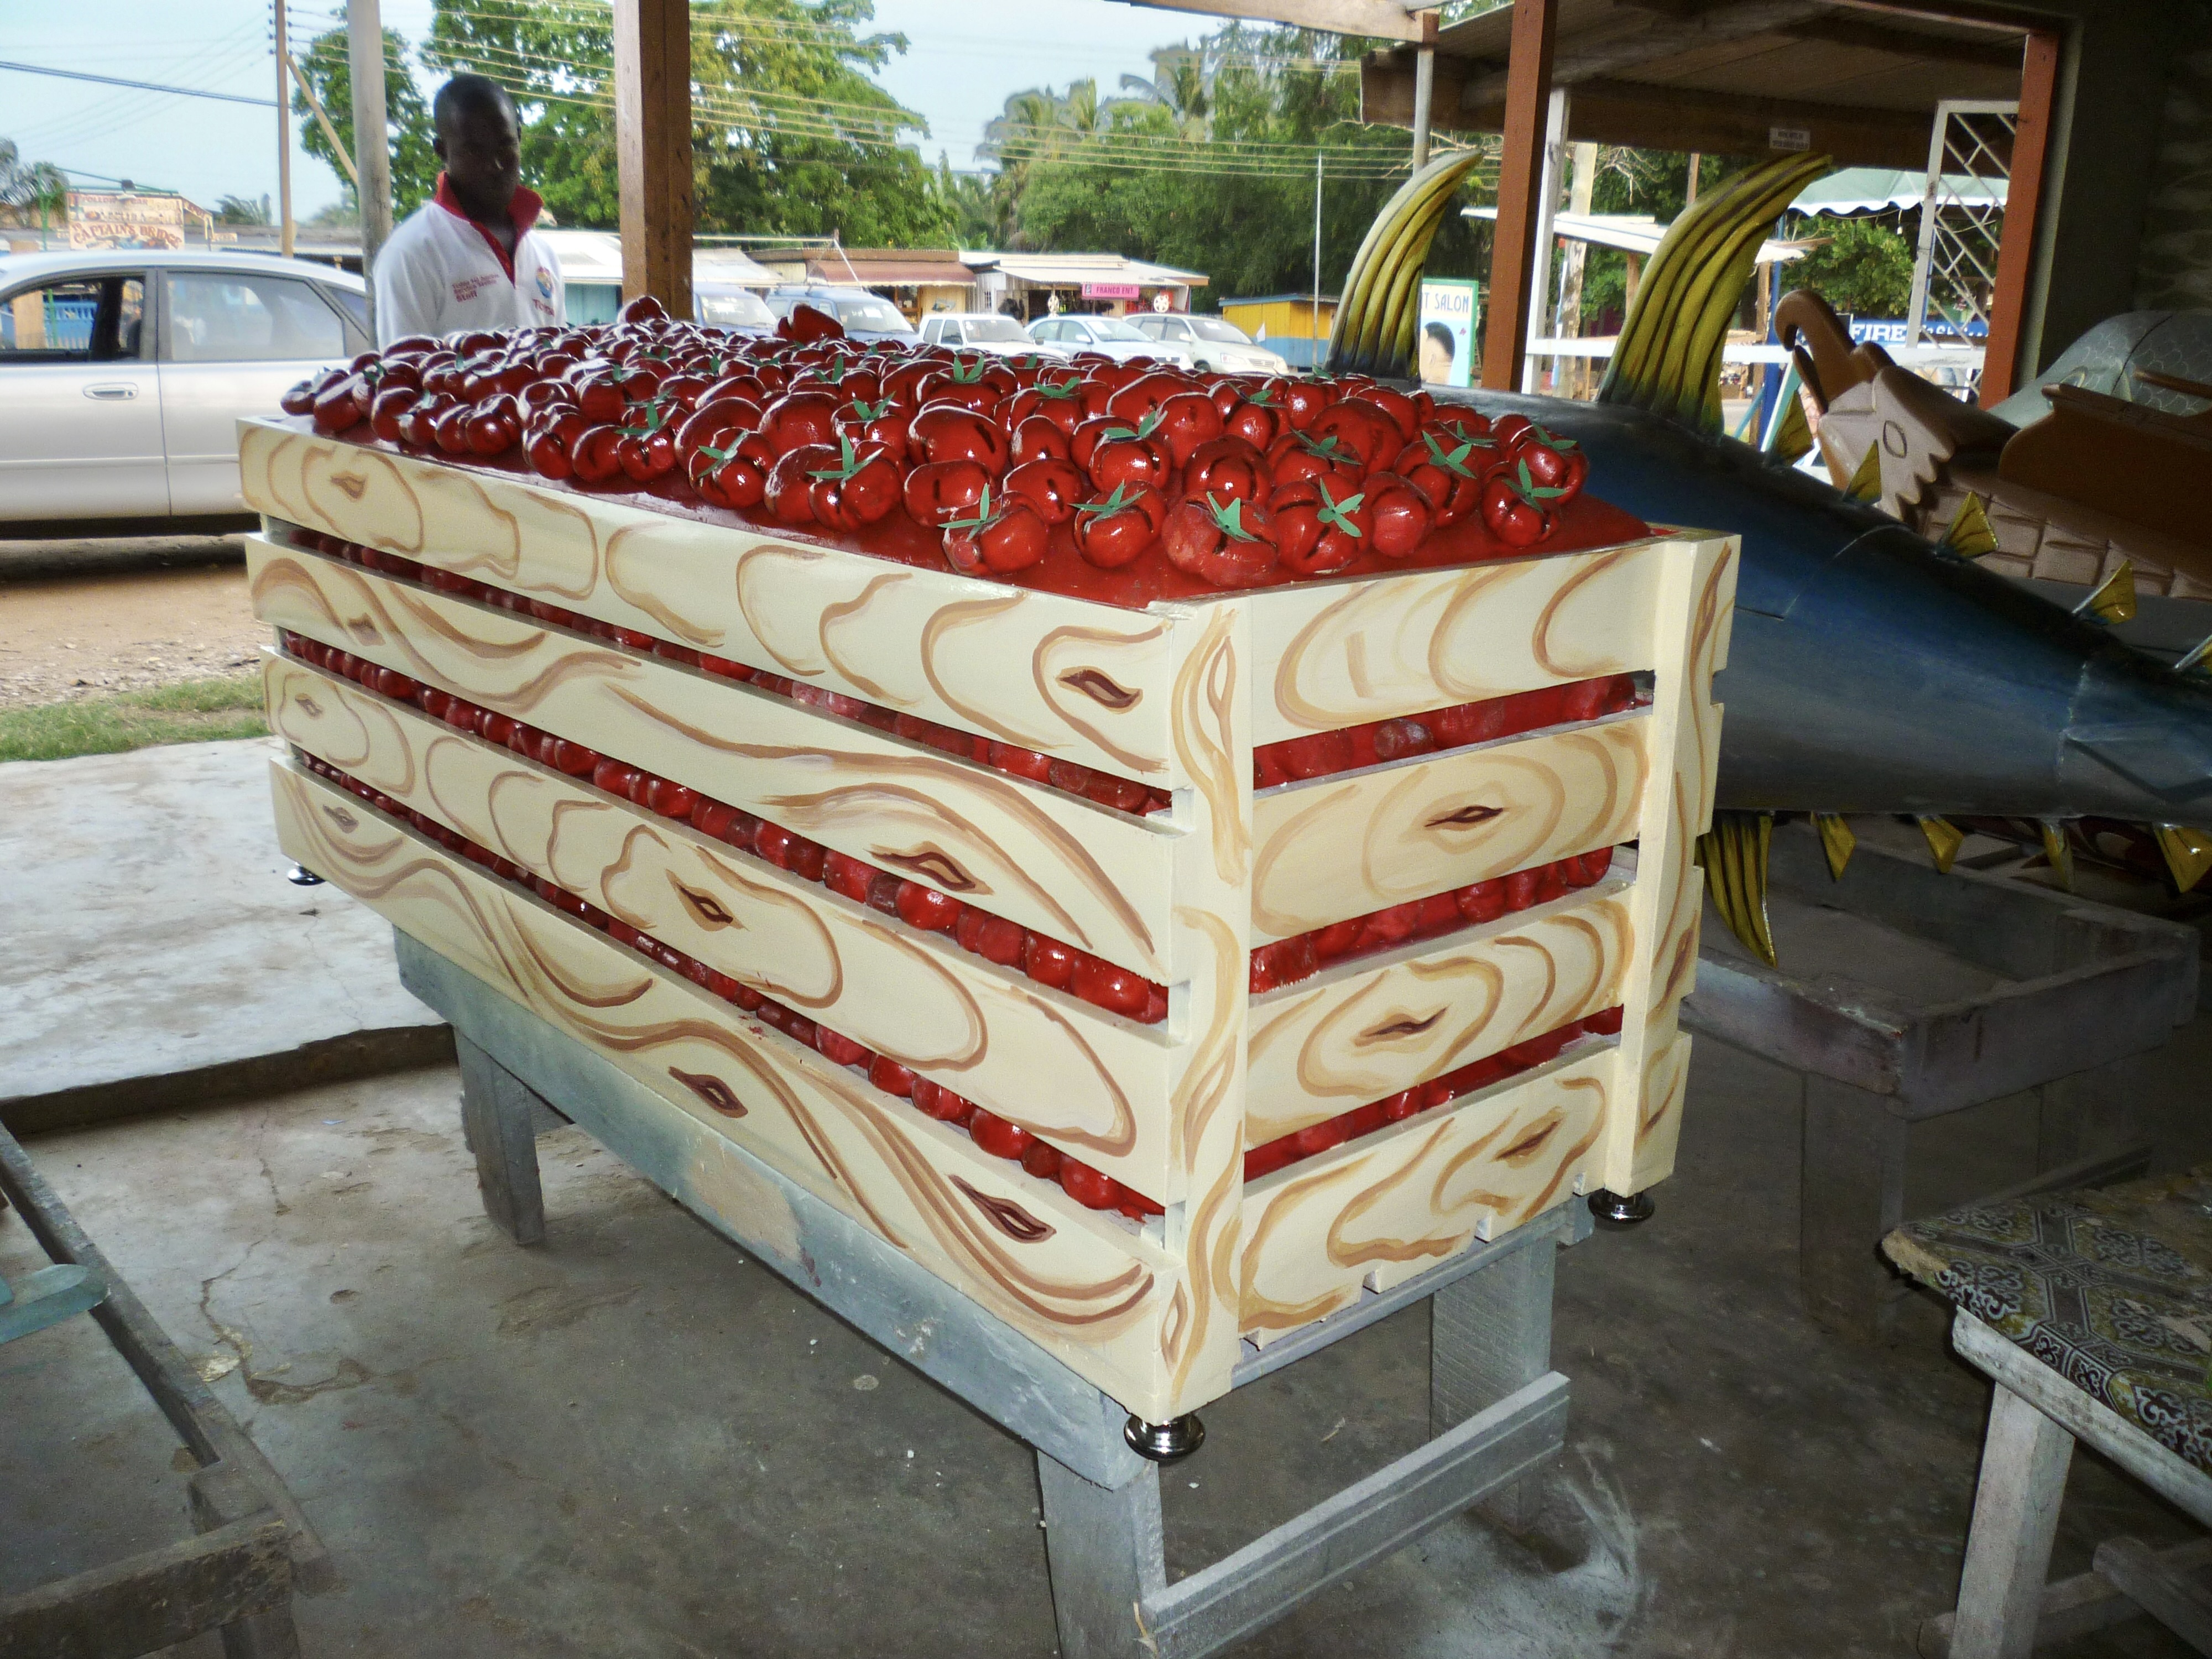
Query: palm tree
1118,47,1209,139
0,139,67,227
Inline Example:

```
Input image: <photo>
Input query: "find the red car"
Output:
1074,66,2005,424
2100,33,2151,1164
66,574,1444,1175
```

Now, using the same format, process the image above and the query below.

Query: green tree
215,193,271,225
422,0,952,243
292,26,441,218
0,139,67,227
1782,213,1917,318
994,25,1487,304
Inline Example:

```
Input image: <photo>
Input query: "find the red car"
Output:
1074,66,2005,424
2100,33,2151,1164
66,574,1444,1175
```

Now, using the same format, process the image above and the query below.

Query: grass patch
0,672,268,763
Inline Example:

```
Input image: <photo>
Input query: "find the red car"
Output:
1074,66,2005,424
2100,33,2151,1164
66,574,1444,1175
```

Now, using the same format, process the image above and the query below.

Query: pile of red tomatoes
283,295,1597,591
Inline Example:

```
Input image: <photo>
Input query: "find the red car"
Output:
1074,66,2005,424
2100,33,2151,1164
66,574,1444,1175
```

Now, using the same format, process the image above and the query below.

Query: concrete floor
0,739,446,1130
6,1003,2211,1657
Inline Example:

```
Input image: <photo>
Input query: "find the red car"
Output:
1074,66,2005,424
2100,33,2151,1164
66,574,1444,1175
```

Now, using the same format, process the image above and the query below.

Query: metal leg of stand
1433,1228,1558,1528
456,1034,546,1246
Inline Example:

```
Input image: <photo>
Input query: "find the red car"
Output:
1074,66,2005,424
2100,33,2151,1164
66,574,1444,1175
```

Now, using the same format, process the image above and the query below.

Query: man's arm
373,234,447,346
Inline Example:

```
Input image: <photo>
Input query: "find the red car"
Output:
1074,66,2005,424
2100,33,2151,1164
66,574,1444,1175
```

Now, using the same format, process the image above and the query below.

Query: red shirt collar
431,172,542,280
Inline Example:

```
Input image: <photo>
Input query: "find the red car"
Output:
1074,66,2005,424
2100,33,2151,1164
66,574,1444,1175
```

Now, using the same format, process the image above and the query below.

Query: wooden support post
348,0,393,338
1481,0,1557,390
613,0,694,321
1799,1076,1909,1342
1519,87,1568,395
1410,43,1436,172
1949,1383,2074,1659
1979,28,2059,407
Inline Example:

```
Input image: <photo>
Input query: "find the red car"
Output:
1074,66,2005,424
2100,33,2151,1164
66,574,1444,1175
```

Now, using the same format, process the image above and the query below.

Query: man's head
432,75,522,220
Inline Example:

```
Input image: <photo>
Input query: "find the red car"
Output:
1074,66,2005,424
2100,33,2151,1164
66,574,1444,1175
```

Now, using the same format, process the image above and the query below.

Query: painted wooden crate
238,416,1735,1421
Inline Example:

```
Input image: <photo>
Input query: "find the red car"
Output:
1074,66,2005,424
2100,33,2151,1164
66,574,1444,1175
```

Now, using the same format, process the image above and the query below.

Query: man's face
437,103,522,215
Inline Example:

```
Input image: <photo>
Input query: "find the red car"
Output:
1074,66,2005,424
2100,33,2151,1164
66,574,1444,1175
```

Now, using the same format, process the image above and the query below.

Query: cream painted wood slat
246,535,1177,982
1236,1045,1616,1342
1151,599,1253,1414
1244,881,1635,1146
1247,715,1650,943
270,757,1194,1416
1244,535,1686,745
1603,538,1737,1196
264,652,1186,1199
240,419,1177,781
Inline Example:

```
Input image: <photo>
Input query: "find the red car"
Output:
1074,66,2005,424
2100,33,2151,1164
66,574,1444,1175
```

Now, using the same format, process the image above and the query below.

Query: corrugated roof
804,255,974,285
981,253,1209,288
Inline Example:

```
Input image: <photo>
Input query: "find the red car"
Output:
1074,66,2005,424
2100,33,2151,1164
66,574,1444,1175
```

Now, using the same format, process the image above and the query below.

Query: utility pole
1311,151,1323,372
348,0,392,337
274,0,295,257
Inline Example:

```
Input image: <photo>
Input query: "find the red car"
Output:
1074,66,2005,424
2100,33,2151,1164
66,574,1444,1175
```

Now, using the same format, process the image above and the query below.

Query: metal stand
0,1123,329,1658
400,929,1584,1659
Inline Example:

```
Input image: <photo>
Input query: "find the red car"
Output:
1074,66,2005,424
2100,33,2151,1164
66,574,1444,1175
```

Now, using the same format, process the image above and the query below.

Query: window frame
155,267,356,366
0,271,150,365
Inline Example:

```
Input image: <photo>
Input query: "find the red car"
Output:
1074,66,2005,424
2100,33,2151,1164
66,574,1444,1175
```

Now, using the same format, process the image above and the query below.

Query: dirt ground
0,538,263,710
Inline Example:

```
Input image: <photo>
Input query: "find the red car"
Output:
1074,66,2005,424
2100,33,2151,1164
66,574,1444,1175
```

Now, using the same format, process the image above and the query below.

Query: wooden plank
2093,1537,2212,1653
269,759,1197,1416
1248,714,1649,942
1152,599,1255,1412
1979,28,2059,408
613,0,693,320
237,424,1179,780
264,653,1183,1197
1244,536,1674,743
1118,0,1426,44
0,1517,291,1659
1920,1540,2212,1658
1236,1045,1613,1340
1606,535,1734,1194
1481,0,1559,391
246,537,1178,981
1245,880,1634,1145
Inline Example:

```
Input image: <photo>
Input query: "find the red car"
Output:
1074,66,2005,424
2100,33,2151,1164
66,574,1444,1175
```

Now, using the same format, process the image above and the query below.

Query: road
0,535,262,710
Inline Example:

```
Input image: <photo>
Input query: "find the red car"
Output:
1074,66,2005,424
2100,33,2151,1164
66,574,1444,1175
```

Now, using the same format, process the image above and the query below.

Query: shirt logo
452,273,499,302
535,267,554,299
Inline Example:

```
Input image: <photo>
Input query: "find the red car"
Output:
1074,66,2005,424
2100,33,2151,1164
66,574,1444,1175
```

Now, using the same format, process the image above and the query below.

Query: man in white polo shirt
372,74,564,345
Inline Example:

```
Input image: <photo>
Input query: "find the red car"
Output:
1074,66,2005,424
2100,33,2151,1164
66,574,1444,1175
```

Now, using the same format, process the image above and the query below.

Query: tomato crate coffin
241,416,1735,1421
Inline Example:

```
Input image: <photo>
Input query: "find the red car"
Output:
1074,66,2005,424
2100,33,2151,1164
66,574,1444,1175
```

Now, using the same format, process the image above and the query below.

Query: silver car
1129,312,1290,375
1026,312,1196,368
0,248,368,523
919,312,1069,360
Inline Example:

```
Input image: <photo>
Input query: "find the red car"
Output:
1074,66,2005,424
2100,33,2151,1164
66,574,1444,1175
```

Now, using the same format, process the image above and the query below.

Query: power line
0,59,278,108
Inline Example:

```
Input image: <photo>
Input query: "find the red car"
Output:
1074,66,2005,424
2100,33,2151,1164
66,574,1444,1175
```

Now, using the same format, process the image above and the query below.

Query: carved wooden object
243,418,1734,1416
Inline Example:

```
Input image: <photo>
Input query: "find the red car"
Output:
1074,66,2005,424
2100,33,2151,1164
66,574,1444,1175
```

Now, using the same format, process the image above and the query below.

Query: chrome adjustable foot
1124,1413,1205,1463
1588,1188,1654,1227
286,865,326,886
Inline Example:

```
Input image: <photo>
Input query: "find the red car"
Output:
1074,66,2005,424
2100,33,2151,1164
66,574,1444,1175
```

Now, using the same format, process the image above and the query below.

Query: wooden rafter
1481,0,1558,391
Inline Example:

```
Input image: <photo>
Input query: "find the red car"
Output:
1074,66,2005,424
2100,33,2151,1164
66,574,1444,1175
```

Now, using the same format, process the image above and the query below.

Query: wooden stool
1886,1171,2212,1655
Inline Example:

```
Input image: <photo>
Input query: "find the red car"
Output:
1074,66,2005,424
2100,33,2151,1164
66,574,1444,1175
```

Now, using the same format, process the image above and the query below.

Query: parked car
1128,312,1289,375
919,312,1068,359
763,285,922,346
1026,312,1196,367
0,248,369,523
693,280,776,336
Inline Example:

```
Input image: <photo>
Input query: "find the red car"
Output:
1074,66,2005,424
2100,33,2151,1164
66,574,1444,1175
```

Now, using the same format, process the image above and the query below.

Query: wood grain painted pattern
1236,1045,1614,1340
1245,536,1679,745
240,419,1176,781
244,535,1177,981
263,651,1185,1198
269,757,1195,1415
1246,715,1649,942
1604,536,1737,1196
1152,599,1253,1412
1243,880,1634,1146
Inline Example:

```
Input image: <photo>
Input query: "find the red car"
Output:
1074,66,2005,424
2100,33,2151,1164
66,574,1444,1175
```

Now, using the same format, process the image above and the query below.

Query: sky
0,0,1194,220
